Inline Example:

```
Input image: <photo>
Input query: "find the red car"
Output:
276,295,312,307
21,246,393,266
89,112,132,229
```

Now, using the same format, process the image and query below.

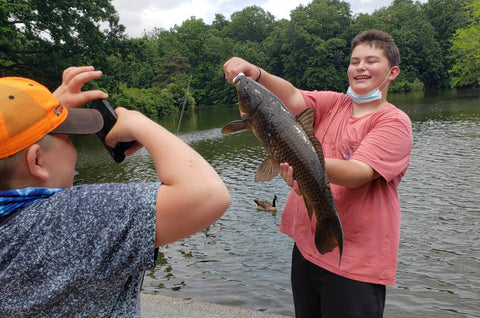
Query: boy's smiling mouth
354,75,371,80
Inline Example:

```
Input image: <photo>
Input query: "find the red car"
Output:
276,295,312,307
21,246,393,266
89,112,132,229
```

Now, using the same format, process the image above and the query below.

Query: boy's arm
224,57,308,115
106,108,230,247
325,158,379,188
279,160,379,192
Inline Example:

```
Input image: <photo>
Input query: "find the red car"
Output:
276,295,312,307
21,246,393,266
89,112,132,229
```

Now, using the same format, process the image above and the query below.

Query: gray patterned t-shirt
0,182,160,317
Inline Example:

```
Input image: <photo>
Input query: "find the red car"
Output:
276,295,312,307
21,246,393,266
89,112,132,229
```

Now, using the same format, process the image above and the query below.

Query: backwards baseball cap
0,77,103,159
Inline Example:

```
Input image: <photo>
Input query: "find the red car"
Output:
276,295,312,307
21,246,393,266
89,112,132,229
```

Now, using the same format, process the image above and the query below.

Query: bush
390,78,424,93
110,84,178,118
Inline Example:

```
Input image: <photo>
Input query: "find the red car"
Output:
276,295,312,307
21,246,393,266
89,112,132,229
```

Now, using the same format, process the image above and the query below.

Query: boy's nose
356,61,367,70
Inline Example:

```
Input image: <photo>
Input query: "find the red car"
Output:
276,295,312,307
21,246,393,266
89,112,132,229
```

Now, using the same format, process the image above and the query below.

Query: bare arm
106,108,230,247
224,57,308,115
280,159,380,191
325,158,380,188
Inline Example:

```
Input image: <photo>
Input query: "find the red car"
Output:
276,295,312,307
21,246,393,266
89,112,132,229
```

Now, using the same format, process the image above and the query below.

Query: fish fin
314,216,344,263
255,156,280,181
296,108,326,166
221,120,250,134
300,186,314,220
296,108,316,131
304,200,314,220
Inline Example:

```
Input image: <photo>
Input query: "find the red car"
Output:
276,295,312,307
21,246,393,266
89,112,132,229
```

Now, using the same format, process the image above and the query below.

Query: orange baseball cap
0,77,103,159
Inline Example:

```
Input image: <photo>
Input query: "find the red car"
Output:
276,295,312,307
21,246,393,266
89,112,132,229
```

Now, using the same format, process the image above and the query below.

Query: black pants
291,244,385,318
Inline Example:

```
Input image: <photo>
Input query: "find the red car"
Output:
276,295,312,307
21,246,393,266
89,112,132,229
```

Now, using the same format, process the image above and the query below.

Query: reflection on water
74,89,480,317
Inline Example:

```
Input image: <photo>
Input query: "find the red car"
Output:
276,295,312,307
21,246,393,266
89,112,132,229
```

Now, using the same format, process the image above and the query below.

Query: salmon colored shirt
280,90,412,285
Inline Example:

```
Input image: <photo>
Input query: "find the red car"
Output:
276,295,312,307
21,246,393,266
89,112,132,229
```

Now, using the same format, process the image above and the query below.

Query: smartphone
90,99,135,163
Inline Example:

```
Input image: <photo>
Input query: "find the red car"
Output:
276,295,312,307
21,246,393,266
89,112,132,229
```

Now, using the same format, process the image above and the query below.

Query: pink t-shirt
280,90,412,285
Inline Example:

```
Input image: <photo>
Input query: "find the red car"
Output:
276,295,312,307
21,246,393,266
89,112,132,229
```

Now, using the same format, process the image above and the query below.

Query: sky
111,0,403,38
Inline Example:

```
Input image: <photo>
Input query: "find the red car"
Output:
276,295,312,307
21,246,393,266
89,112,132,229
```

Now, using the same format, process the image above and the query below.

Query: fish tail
314,218,344,264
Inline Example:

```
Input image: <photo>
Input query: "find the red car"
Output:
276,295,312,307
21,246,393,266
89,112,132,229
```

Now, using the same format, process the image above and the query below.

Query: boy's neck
351,84,391,117
352,98,388,117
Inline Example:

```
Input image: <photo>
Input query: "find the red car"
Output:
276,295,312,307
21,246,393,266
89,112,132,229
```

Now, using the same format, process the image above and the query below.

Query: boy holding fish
224,29,412,317
0,67,230,316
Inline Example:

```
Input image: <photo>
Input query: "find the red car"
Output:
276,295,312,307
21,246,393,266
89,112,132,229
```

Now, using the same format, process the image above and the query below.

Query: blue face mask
346,86,382,104
346,69,392,104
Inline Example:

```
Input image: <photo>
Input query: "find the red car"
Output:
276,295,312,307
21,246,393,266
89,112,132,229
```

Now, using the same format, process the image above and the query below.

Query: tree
155,50,190,89
280,0,352,89
449,0,480,87
212,14,229,31
422,0,469,87
96,36,160,93
169,18,209,68
224,6,276,43
304,37,349,90
0,0,125,89
192,28,235,106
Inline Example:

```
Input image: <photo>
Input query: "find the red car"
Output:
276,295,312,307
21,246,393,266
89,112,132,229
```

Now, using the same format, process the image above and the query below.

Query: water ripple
75,98,480,317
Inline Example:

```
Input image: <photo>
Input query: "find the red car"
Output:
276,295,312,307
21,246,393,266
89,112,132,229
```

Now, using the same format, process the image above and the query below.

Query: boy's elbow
222,191,231,212
195,177,230,220
211,182,231,216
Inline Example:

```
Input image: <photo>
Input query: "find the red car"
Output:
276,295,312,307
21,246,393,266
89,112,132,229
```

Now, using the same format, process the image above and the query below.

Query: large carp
222,73,343,259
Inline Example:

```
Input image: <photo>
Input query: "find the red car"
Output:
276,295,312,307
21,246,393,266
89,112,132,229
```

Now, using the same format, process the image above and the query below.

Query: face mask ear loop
378,68,393,92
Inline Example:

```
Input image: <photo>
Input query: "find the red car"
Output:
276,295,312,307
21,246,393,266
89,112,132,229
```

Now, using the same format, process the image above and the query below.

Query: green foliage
224,6,276,43
109,84,177,118
155,50,190,89
278,0,352,89
449,0,480,87
390,77,424,92
0,0,125,89
304,37,349,90
0,0,475,117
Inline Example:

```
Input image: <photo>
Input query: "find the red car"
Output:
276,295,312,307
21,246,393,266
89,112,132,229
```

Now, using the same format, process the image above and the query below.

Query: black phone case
90,99,134,163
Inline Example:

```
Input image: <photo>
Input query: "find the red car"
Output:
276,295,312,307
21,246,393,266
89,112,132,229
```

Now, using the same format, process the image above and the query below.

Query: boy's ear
25,144,50,181
389,66,400,81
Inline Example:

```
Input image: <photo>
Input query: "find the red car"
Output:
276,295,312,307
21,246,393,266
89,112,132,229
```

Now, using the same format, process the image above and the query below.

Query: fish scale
222,73,343,261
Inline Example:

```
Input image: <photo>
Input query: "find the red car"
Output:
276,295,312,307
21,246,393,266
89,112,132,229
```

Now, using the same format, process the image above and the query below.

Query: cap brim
51,108,103,134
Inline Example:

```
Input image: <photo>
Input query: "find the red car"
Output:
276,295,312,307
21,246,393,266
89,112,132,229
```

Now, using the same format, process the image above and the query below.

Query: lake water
74,89,480,317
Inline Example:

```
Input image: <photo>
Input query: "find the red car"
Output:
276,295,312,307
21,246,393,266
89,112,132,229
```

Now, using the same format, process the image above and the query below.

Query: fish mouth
233,72,245,85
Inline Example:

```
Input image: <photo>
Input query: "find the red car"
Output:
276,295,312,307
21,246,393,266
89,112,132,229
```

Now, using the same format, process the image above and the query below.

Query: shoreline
140,293,292,318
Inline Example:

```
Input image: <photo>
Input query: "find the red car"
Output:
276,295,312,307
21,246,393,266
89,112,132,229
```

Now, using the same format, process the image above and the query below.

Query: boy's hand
53,66,108,108
104,107,144,156
223,57,260,83
279,162,303,196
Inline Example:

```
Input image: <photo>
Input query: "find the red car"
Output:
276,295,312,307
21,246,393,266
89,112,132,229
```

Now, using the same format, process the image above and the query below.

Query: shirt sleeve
351,109,412,183
300,90,348,127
